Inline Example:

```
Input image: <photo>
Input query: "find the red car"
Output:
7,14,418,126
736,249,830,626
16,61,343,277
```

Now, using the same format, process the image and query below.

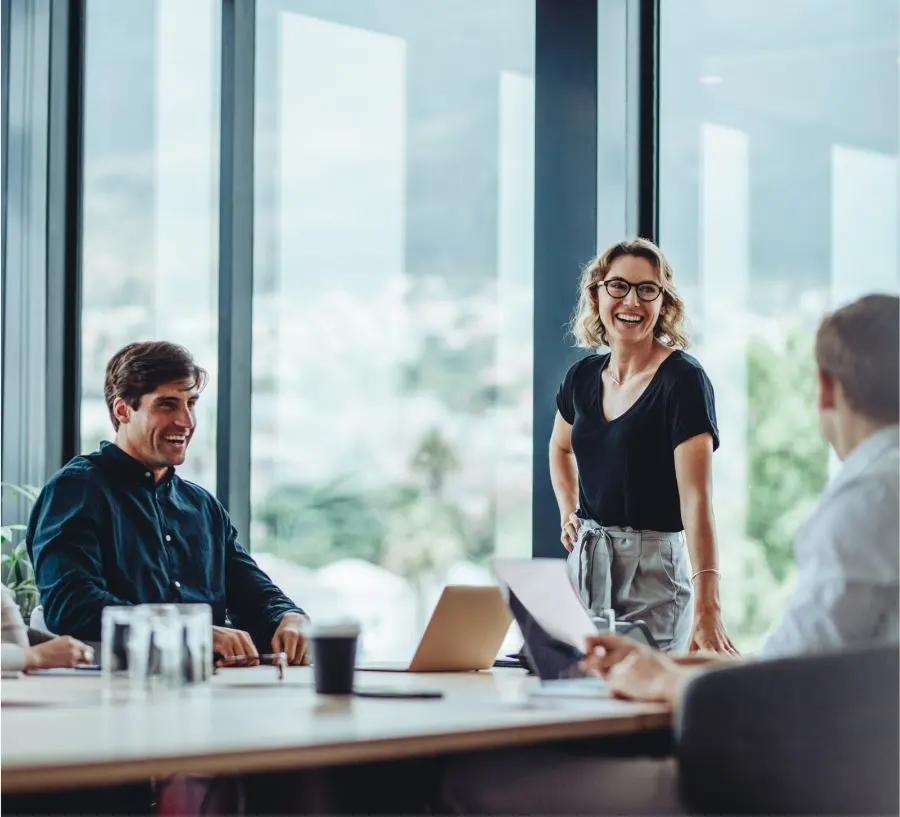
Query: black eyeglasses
594,278,663,302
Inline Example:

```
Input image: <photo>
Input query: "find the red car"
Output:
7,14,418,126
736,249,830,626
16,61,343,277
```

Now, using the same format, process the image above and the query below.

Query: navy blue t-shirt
556,351,719,532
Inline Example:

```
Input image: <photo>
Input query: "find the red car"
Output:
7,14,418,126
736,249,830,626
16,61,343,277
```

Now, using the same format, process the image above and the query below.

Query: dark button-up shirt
27,441,303,646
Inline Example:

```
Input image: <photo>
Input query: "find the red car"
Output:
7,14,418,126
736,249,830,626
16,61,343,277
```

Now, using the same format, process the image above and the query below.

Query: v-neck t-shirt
556,350,719,532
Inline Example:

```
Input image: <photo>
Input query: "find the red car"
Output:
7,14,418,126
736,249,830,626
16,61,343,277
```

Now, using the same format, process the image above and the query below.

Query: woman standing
550,238,736,653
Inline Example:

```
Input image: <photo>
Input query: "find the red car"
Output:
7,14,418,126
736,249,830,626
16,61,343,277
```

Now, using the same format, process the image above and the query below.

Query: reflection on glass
80,0,220,489
251,1,535,659
659,0,899,649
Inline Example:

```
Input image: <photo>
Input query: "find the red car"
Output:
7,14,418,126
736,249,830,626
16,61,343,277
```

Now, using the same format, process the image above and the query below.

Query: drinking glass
143,604,184,690
591,607,617,634
173,603,213,684
103,603,214,692
101,605,150,682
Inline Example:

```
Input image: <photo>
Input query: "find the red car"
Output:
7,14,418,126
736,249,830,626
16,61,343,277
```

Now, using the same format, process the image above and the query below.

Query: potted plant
1,482,41,620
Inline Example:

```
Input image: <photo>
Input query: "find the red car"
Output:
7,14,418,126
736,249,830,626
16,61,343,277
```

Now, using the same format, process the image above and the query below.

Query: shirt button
145,472,151,478
165,534,172,542
174,580,182,589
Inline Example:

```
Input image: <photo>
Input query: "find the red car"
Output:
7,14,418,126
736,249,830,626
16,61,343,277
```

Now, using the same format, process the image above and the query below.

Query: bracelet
690,568,721,583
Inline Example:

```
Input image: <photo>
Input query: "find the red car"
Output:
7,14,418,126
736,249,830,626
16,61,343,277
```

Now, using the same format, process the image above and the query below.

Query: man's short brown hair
815,294,899,424
104,341,209,430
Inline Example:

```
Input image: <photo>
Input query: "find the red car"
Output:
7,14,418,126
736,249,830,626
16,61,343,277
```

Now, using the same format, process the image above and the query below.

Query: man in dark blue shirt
27,340,309,664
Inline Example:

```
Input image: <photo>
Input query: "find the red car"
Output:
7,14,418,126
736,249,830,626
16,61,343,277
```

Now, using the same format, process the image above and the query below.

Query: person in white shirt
441,293,900,815
1,584,94,672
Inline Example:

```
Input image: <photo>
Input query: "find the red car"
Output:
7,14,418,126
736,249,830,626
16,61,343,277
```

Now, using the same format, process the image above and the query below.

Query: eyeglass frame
591,277,664,303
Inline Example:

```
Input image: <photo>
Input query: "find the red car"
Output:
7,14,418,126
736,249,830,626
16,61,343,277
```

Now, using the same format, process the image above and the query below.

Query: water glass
101,604,153,693
174,603,213,684
143,604,184,689
591,607,617,634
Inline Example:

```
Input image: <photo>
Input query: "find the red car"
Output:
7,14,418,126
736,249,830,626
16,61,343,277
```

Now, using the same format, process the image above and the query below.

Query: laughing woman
551,238,736,654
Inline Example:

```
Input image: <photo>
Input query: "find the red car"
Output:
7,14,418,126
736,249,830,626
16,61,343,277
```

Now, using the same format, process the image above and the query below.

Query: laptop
356,585,512,673
493,558,657,698
504,588,610,697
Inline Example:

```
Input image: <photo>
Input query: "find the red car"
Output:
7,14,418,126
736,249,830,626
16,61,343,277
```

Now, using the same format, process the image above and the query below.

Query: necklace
607,361,656,386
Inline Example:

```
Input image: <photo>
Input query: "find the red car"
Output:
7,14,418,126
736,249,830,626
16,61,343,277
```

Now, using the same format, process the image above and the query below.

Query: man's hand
271,612,309,665
579,632,641,676
579,633,691,705
212,625,259,666
24,636,93,671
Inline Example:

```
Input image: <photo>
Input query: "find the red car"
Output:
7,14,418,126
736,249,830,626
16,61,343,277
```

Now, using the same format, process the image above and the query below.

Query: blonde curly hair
569,238,689,350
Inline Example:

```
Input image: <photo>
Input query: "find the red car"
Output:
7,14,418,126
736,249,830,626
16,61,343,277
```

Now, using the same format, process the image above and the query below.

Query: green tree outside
746,331,829,582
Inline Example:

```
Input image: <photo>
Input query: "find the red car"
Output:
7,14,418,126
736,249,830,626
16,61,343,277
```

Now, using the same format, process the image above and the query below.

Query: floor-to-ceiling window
250,0,535,659
79,0,221,490
659,0,900,650
33,0,896,659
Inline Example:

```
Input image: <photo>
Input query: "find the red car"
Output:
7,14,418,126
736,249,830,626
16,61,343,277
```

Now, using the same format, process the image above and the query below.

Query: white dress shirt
762,425,900,658
1,583,30,671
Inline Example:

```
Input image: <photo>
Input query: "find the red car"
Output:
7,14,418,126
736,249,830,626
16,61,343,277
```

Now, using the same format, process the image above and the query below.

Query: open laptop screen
506,590,589,681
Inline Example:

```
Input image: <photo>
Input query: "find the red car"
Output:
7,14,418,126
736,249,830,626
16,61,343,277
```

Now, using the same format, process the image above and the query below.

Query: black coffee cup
310,620,360,695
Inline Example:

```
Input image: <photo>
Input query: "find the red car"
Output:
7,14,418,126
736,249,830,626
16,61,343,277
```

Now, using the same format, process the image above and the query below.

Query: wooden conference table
1,665,671,794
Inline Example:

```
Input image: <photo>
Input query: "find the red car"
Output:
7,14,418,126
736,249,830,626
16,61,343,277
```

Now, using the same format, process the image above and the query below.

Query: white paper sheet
492,558,597,650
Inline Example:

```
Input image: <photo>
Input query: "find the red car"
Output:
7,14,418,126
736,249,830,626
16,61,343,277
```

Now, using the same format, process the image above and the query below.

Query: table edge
1,710,671,793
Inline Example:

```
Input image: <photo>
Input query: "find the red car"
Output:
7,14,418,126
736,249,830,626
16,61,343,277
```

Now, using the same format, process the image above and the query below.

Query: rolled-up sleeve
223,520,305,649
26,474,130,641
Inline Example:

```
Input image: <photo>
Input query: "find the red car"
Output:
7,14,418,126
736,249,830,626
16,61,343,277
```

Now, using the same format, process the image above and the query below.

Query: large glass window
659,0,899,649
251,1,535,658
80,0,221,489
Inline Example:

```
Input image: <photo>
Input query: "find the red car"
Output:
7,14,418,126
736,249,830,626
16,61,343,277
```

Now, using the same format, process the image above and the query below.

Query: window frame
1,0,655,558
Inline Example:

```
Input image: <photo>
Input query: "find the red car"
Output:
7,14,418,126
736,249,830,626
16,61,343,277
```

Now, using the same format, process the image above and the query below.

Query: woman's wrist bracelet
690,568,721,583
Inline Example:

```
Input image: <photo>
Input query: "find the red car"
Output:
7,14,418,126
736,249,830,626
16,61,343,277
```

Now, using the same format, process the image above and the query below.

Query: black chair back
676,645,899,815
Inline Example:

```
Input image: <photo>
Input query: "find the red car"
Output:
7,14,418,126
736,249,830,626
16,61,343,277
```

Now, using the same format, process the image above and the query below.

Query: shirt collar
835,425,900,486
99,441,175,489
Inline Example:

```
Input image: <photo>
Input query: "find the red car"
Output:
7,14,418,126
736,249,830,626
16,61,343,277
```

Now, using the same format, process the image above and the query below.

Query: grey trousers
566,521,693,652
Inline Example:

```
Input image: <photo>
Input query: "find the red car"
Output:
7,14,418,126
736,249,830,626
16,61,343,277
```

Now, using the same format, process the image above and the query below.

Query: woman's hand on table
687,608,739,655
24,636,93,671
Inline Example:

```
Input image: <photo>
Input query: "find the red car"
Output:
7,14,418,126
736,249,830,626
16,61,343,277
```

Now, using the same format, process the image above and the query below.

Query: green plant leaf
1,482,39,505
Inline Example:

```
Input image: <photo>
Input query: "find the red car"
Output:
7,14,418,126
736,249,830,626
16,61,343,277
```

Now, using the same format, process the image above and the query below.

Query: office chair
676,644,899,815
